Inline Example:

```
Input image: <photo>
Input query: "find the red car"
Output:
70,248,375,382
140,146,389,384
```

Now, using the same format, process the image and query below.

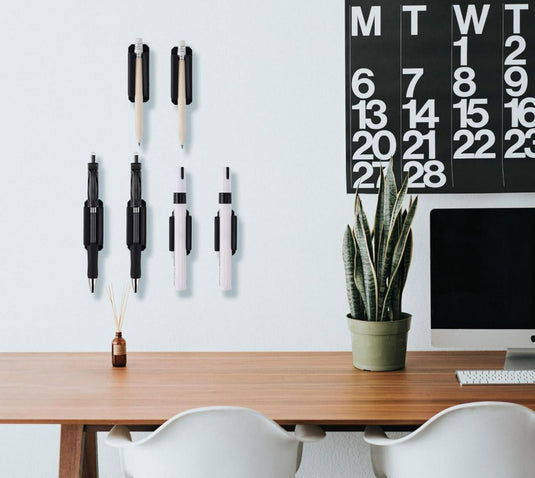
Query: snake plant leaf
374,161,396,260
390,272,402,320
389,199,417,286
353,233,368,319
376,230,391,319
356,195,373,260
375,222,385,278
342,226,364,319
354,211,378,321
373,166,386,260
372,160,400,317
389,174,409,231
390,219,407,322
376,206,402,320
400,226,413,293
390,225,412,320
383,158,397,224
380,196,418,321
353,183,360,214
375,220,389,318
391,210,407,316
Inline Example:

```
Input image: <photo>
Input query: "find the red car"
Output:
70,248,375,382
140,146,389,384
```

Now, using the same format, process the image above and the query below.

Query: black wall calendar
345,0,535,193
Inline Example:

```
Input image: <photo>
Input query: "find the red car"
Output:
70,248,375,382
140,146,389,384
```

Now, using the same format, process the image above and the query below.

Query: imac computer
430,208,535,370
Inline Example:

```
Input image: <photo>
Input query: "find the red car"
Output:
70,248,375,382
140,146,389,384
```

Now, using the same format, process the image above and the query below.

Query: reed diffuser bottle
112,332,127,367
107,284,130,367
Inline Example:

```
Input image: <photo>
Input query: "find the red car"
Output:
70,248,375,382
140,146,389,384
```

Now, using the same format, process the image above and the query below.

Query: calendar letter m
352,6,381,36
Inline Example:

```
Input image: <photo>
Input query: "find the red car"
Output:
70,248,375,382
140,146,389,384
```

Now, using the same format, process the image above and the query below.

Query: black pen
83,154,103,293
126,154,146,293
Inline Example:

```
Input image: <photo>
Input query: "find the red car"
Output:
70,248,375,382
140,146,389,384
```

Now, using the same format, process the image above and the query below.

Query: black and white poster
345,1,535,193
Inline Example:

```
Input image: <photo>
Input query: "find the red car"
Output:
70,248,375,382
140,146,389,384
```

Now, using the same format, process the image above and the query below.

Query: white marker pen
216,167,235,291
170,167,190,291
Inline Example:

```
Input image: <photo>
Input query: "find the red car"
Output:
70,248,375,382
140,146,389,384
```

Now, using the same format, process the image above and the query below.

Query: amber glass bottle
112,332,127,367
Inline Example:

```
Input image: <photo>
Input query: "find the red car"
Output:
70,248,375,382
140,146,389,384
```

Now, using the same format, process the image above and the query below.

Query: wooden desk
1,351,535,477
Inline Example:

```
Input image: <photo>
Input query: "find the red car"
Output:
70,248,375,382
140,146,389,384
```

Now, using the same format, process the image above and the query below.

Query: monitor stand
504,349,535,370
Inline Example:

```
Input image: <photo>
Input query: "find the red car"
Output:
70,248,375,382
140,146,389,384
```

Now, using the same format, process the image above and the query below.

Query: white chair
364,401,535,478
106,406,325,478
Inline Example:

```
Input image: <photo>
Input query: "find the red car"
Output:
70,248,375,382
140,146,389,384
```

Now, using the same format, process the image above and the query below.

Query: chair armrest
363,426,391,446
106,425,133,448
294,424,326,442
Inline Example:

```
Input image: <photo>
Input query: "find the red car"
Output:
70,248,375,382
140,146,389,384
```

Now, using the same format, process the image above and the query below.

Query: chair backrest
119,406,303,478
369,401,535,478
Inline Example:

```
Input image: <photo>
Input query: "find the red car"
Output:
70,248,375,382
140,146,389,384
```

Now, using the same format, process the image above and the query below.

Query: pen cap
220,167,232,193
134,38,143,56
176,167,186,194
178,40,186,57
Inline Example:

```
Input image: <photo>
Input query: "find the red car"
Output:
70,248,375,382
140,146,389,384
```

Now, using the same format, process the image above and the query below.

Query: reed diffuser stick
107,284,130,333
119,285,130,331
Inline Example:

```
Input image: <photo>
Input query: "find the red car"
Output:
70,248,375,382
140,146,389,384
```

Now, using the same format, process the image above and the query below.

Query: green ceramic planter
347,313,412,371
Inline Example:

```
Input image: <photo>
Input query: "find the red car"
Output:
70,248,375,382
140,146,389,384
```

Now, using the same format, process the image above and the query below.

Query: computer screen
430,208,535,349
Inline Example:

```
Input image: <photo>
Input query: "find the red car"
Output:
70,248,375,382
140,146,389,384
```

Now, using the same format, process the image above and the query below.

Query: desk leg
59,425,83,478
59,425,99,478
82,429,98,478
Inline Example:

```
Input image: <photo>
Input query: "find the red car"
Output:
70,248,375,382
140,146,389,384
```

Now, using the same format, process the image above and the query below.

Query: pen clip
169,211,192,255
214,211,237,255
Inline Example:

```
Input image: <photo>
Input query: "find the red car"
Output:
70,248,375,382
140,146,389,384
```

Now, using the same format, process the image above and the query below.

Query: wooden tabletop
1,351,534,427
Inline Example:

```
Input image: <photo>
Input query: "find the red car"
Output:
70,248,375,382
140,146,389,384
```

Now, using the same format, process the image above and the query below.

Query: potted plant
343,159,418,371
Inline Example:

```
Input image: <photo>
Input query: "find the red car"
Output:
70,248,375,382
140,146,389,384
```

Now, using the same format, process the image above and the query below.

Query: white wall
0,0,533,476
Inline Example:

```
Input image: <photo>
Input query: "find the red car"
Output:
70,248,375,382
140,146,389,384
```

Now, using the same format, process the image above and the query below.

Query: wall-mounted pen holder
169,208,192,254
126,202,147,249
83,202,104,248
126,199,147,288
83,198,104,279
214,211,238,255
171,46,193,105
128,43,150,102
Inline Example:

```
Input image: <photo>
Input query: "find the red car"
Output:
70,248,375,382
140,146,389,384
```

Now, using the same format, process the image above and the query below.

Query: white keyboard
456,369,535,385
